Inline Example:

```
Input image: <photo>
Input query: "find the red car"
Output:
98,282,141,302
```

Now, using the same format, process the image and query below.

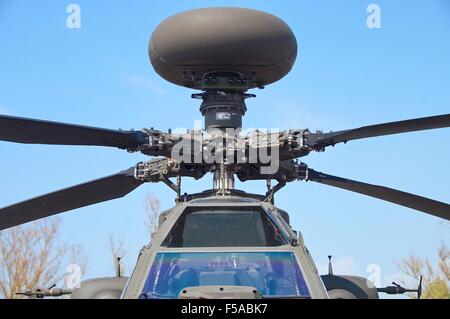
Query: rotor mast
193,90,253,132
193,90,255,193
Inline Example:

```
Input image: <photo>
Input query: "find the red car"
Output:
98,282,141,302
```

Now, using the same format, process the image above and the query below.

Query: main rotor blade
307,169,450,220
0,168,143,230
0,115,148,149
306,114,450,149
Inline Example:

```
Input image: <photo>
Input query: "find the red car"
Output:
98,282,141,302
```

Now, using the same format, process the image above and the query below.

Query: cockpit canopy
140,204,308,299
162,207,288,248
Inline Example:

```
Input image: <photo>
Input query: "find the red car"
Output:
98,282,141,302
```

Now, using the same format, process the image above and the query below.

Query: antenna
115,257,122,277
328,255,334,275
417,275,423,299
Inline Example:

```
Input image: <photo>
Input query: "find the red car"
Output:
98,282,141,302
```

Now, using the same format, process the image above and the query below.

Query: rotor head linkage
213,163,235,194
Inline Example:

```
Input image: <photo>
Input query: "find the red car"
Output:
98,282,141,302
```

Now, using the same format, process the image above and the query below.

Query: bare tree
397,241,450,299
0,218,87,299
144,193,161,239
106,194,162,278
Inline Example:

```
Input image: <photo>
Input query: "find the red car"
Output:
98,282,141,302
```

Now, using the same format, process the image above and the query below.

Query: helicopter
0,7,449,299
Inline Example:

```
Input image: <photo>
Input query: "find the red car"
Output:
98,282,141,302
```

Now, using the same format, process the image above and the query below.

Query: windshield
141,252,310,299
162,208,287,247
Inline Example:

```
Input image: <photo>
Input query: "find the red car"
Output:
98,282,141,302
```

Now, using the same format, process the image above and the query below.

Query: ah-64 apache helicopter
0,7,449,299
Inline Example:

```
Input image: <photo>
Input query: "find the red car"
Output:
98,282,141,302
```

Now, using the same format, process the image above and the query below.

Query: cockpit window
141,252,311,299
162,207,287,247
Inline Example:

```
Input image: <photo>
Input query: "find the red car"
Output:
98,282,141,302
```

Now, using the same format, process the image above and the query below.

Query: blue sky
0,0,449,297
